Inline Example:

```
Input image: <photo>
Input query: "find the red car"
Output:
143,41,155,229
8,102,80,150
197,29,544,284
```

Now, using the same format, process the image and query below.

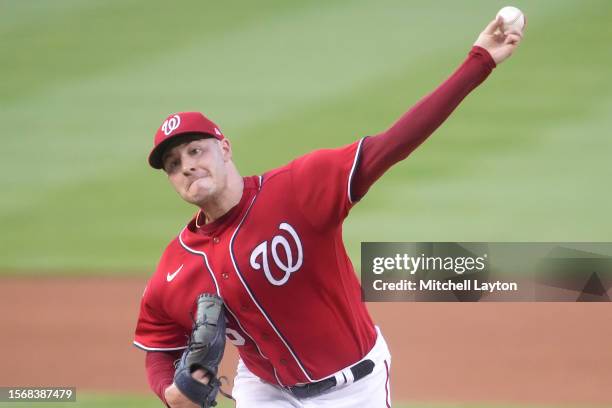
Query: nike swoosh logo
166,264,184,282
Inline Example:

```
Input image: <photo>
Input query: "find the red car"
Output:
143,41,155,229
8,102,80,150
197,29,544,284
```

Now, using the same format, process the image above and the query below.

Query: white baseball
496,6,525,33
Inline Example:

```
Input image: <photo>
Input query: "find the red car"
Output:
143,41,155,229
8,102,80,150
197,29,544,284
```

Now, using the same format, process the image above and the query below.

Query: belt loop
333,372,345,386
343,366,355,385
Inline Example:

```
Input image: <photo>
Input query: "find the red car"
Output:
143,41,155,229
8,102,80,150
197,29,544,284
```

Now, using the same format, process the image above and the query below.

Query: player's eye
189,148,201,155
165,159,180,173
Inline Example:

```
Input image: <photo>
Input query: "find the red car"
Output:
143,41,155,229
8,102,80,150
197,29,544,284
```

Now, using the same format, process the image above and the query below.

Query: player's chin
183,192,210,207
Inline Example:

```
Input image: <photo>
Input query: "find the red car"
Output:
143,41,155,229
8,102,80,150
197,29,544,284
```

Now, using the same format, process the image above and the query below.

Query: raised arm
352,17,524,200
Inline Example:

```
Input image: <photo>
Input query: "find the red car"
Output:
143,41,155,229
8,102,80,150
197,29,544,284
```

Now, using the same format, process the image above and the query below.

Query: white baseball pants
232,327,392,408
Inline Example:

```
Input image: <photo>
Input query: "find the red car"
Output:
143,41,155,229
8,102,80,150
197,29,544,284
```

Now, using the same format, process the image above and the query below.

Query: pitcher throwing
134,15,524,408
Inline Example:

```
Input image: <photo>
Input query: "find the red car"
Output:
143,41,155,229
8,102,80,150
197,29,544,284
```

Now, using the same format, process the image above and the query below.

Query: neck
198,167,244,224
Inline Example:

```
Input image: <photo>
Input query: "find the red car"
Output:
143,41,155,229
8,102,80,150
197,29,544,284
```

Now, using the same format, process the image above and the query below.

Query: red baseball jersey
134,138,376,386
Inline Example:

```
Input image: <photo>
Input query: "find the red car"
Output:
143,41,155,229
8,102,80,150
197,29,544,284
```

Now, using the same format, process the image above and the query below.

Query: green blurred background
2,0,611,273
1,0,611,407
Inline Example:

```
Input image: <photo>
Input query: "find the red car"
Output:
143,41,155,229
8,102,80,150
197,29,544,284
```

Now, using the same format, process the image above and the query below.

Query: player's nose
181,164,196,176
180,154,198,175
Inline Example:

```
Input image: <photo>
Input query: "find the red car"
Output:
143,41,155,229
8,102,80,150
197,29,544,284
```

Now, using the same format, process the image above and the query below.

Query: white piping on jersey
223,301,284,387
229,191,316,383
178,219,283,386
178,228,220,296
133,341,187,352
347,137,366,204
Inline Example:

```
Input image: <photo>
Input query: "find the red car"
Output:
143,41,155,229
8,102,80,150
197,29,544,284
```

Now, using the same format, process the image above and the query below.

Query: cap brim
148,132,217,169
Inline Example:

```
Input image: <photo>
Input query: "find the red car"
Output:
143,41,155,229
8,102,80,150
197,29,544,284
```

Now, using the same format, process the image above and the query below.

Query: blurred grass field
2,0,611,274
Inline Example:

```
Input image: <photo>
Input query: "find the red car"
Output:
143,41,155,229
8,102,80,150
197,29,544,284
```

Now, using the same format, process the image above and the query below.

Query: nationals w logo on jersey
161,114,181,136
249,223,303,286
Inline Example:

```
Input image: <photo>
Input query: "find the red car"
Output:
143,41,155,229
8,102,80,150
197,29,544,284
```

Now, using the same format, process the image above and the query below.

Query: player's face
162,138,231,206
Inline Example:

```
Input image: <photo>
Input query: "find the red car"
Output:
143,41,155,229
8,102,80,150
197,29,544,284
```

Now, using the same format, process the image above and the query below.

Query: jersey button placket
213,236,220,244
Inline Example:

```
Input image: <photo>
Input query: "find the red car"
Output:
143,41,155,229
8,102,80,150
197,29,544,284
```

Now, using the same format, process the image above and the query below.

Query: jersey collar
182,176,260,239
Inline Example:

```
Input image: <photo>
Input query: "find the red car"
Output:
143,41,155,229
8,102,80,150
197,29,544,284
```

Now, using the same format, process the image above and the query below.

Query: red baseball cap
148,111,225,169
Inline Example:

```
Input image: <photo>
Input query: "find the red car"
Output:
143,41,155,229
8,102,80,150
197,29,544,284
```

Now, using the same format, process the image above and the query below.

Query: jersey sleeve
133,281,189,352
351,46,496,201
290,139,365,229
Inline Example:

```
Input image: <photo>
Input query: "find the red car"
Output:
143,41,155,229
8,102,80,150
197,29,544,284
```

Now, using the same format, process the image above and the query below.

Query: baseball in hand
496,6,525,32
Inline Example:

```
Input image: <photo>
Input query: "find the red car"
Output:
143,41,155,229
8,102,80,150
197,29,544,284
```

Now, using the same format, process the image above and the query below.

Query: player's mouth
186,174,210,190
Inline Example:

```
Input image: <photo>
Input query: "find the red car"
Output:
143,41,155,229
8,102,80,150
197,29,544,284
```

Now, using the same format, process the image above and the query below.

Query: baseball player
134,17,524,408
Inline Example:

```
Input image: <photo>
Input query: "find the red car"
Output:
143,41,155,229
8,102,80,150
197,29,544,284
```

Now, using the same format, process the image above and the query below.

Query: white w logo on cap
161,115,181,136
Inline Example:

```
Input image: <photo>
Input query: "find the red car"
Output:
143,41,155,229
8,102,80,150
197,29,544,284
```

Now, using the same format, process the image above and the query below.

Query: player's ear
219,138,232,162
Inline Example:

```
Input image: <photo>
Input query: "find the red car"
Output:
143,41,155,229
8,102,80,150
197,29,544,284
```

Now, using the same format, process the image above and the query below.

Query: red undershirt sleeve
351,46,496,201
145,350,181,406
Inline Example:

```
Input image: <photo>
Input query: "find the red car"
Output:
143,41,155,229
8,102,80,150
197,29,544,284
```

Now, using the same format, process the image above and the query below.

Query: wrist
164,383,179,407
470,45,497,70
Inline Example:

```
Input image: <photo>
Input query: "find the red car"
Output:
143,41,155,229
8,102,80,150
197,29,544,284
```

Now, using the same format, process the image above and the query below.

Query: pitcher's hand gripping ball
174,293,226,408
496,6,525,32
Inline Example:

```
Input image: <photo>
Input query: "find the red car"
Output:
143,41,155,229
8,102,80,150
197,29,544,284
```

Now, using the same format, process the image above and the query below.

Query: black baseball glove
174,293,227,408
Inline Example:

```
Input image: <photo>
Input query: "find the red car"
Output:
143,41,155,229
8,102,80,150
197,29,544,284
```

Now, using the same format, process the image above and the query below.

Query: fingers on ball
485,17,503,34
504,33,522,45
